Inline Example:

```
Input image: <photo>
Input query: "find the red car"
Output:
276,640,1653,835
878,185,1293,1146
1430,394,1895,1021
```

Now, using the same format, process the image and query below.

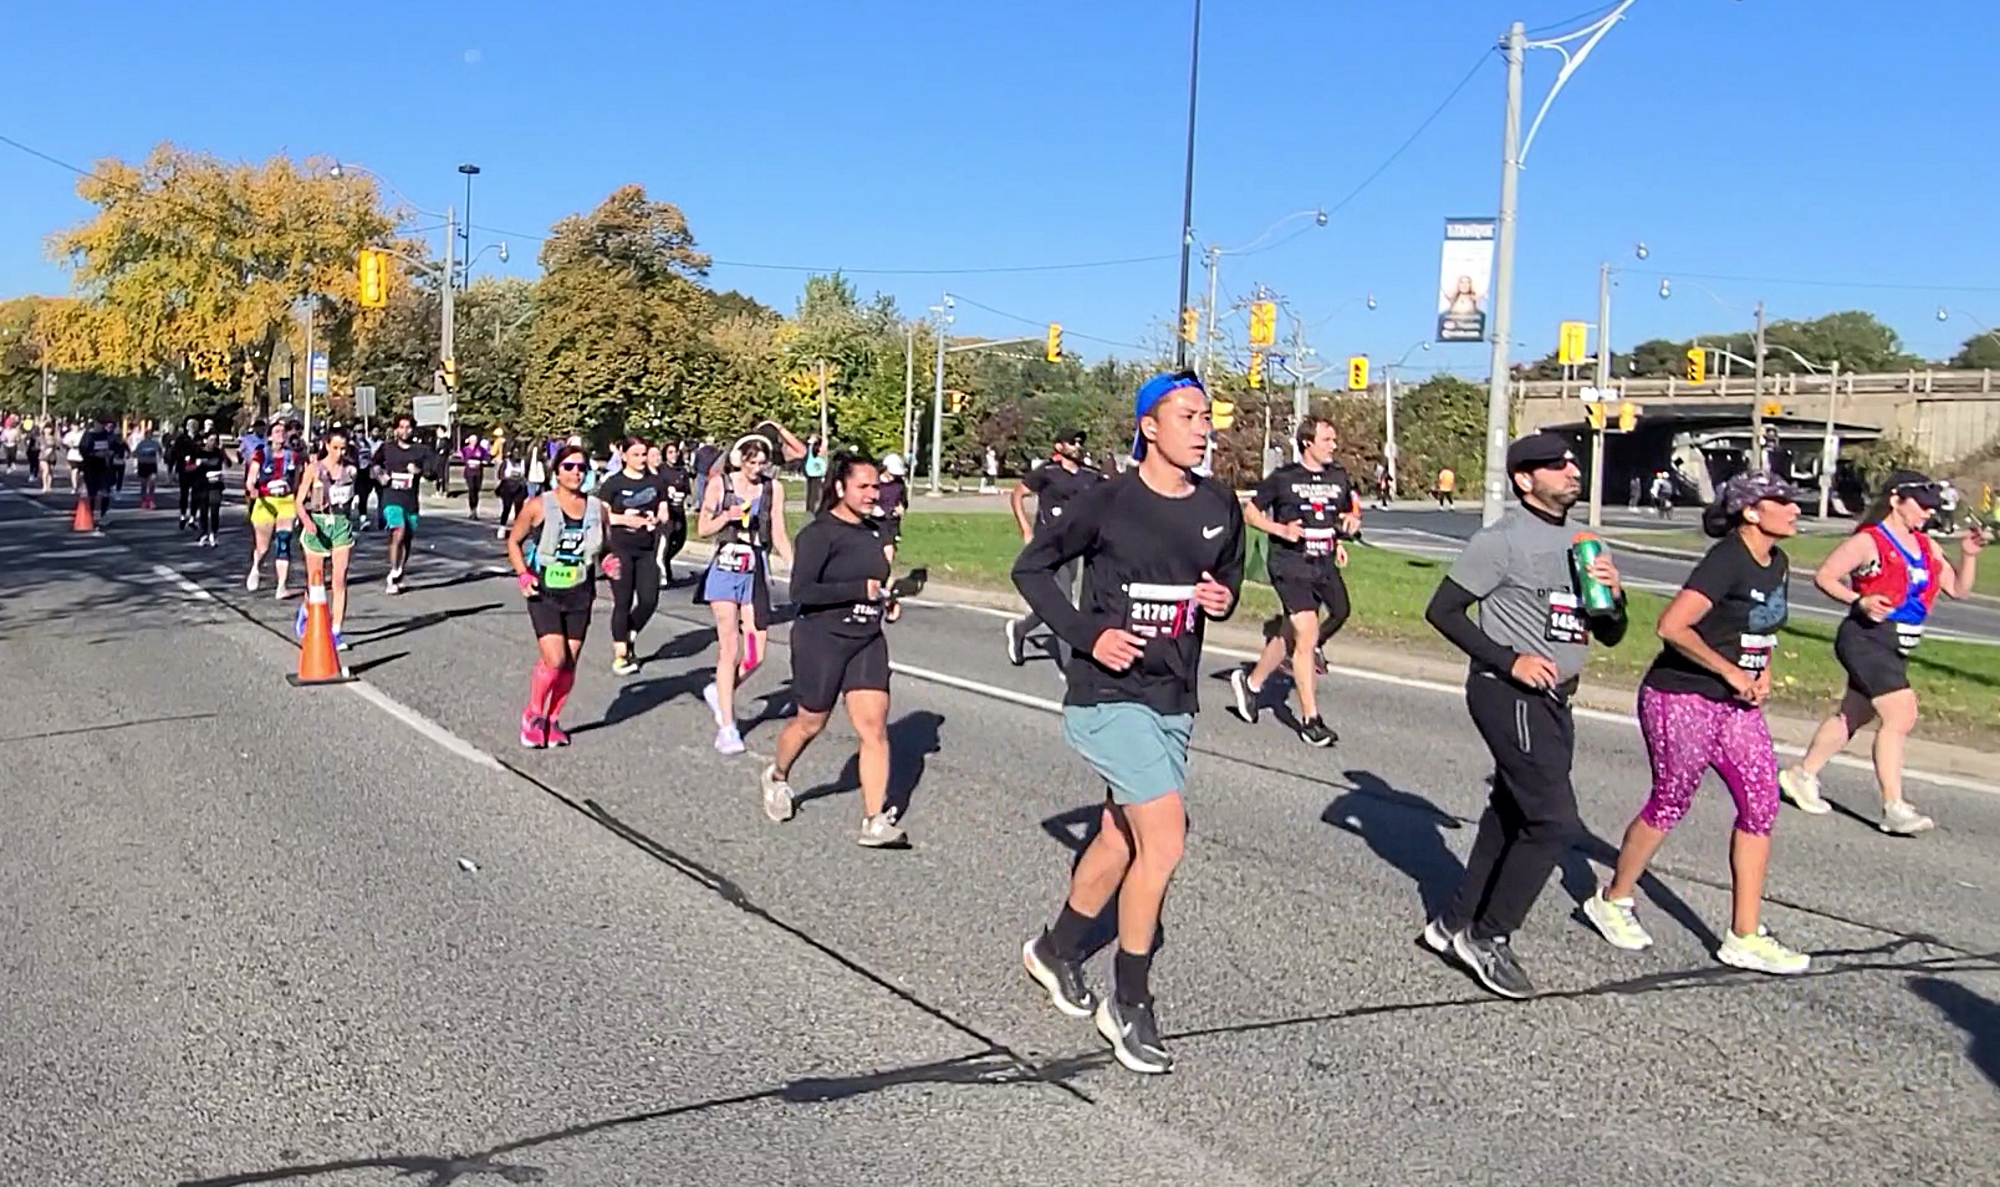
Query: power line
1323,49,1495,220
948,293,1151,351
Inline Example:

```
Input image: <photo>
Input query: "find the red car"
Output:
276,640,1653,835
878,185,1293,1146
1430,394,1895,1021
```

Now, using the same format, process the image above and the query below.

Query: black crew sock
1046,904,1095,960
1114,947,1153,1006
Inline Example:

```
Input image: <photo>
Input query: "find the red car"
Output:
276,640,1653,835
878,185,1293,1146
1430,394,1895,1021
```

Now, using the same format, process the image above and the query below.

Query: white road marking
150,562,213,600
343,681,505,772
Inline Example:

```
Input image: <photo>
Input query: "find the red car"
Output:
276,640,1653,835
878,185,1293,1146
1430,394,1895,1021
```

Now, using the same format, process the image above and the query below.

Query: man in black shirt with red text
1012,371,1243,1075
1005,427,1103,669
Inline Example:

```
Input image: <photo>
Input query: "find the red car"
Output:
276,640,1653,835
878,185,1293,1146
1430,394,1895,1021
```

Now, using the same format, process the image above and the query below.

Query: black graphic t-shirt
1252,461,1357,569
1644,534,1791,699
598,469,665,551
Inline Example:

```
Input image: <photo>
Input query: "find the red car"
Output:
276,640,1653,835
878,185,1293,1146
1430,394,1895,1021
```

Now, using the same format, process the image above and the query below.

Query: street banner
1436,218,1496,343
308,351,329,395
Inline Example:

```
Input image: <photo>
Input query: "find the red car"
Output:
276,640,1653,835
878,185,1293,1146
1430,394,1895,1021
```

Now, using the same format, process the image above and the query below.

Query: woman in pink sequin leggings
1583,472,1812,975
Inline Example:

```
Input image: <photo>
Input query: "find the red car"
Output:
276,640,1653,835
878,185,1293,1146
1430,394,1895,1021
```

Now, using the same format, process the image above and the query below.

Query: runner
1014,370,1243,1076
1229,416,1361,746
1583,472,1810,975
759,454,911,845
874,453,909,561
1005,428,1103,669
460,433,490,520
30,421,49,492
1,417,19,475
1779,470,1984,835
657,441,692,585
372,415,430,595
494,447,529,539
598,437,666,677
191,427,229,546
243,419,302,597
350,426,378,533
132,425,161,510
78,414,120,523
291,428,358,650
506,443,608,749
1418,432,1627,1000
170,417,202,528
695,435,792,756
62,422,85,494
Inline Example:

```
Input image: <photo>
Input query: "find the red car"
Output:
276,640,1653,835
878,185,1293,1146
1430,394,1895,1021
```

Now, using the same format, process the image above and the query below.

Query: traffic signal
1618,401,1638,432
441,357,457,391
949,390,965,415
1249,300,1277,348
1179,307,1199,344
1585,404,1607,431
358,248,388,308
1347,355,1369,391
1211,399,1236,431
1761,398,1783,418
1045,323,1063,363
1558,320,1587,366
1247,352,1265,389
1685,346,1706,384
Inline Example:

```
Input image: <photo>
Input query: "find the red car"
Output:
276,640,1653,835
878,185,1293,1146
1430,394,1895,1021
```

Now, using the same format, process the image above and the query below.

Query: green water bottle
1572,531,1615,614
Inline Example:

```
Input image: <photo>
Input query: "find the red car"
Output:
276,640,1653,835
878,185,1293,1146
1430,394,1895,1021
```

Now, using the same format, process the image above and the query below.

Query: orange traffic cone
71,491,95,533
288,583,354,686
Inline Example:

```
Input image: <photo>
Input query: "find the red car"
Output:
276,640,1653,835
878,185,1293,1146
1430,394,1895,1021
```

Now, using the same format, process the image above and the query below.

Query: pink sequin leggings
1636,686,1780,837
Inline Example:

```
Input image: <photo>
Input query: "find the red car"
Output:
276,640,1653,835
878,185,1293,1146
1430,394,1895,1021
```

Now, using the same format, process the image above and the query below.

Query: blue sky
4,0,1998,374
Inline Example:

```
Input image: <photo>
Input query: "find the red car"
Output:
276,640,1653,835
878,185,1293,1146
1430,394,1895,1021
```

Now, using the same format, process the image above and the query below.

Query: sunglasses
557,460,587,472
1530,456,1577,471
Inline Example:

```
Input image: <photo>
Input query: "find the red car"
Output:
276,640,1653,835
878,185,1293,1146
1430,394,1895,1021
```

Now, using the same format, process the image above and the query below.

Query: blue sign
308,351,329,395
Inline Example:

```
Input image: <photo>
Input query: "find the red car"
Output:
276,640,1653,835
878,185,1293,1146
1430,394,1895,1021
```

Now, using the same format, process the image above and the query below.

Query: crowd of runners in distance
5,383,1987,1075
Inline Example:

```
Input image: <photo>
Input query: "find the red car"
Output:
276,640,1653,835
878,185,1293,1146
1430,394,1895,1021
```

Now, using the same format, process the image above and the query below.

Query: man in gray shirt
1419,431,1627,999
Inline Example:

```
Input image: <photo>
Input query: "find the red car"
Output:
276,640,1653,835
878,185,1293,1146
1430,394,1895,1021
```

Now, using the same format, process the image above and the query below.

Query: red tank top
1851,523,1942,620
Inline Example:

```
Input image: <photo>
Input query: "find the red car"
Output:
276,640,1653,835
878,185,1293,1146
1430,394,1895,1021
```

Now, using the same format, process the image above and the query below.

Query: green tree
453,276,535,431
1949,332,2000,370
1394,375,1485,491
521,184,712,439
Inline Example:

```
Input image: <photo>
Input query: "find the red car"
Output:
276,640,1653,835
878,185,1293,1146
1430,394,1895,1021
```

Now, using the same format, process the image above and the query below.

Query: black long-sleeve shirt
1013,469,1244,715
789,512,891,639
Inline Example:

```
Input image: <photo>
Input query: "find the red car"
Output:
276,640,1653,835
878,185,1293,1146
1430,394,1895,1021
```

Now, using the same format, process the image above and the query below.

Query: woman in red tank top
1778,471,1983,835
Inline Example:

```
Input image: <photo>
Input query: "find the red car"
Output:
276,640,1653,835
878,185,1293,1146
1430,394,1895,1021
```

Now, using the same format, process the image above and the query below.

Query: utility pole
39,358,50,425
1750,299,1768,468
440,206,457,393
1480,21,1527,525
903,324,916,459
1588,259,1612,528
929,294,949,496
1384,369,1399,501
1818,359,1842,518
1289,314,1308,446
302,296,315,442
1172,0,1202,370
1199,246,1219,380
816,358,829,446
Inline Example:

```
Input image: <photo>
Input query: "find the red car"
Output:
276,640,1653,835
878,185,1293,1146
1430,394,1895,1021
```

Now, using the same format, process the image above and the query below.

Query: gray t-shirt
1446,505,1592,683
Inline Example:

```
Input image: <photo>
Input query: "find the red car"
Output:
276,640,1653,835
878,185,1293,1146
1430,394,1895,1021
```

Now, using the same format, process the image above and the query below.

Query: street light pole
1588,259,1612,528
1199,245,1219,380
1751,299,1768,465
1173,0,1202,369
1819,359,1842,518
457,164,481,290
1480,20,1526,524
929,295,951,496
903,324,916,459
441,206,457,394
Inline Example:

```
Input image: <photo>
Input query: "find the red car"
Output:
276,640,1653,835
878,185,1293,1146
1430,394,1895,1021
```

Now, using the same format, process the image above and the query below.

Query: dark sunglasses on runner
558,460,587,472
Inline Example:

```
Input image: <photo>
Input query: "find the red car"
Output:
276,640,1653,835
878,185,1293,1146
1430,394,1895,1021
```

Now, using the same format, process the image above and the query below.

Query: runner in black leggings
597,437,665,676
191,429,229,545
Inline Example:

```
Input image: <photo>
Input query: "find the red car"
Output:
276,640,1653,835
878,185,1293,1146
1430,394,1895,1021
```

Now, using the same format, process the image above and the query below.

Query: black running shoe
1298,716,1336,747
1095,995,1174,1074
1450,932,1536,1000
1022,933,1097,1018
1228,667,1259,724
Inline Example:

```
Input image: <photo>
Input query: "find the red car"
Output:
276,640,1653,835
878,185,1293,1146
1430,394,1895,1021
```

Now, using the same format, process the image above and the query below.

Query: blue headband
1130,370,1206,459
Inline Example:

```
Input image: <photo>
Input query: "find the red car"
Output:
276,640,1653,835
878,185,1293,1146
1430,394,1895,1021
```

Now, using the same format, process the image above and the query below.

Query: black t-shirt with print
1643,533,1791,699
598,469,666,551
1023,462,1105,533
1252,461,1357,571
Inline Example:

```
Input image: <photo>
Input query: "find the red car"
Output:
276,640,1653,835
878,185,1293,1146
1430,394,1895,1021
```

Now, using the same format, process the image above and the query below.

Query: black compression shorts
528,582,596,642
791,627,890,714
1835,616,1912,699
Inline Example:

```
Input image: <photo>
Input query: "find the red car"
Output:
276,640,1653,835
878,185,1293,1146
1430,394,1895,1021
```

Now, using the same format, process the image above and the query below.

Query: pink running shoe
519,712,548,749
545,720,572,748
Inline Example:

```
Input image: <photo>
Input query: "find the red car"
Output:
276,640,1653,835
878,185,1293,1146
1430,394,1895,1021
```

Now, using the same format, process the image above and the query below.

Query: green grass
894,512,2000,746
1606,527,2000,598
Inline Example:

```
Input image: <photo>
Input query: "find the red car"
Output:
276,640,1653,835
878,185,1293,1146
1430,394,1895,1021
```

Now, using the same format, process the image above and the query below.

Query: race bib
1738,633,1776,672
1894,622,1924,655
1126,582,1198,641
717,543,756,574
667,488,686,506
1544,591,1588,645
541,561,584,590
90,440,112,458
389,474,414,490
264,478,290,496
847,601,884,626
327,482,354,507
1299,527,1338,559
208,470,229,485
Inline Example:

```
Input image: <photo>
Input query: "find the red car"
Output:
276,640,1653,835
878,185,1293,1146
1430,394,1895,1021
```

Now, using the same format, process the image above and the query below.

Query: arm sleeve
1012,483,1112,657
785,528,871,606
1425,577,1521,672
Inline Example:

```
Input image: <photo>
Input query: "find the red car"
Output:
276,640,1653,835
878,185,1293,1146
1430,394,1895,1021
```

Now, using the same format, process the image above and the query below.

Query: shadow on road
570,628,717,735
794,710,946,819
1909,975,2000,1089
345,603,504,646
1321,769,1467,918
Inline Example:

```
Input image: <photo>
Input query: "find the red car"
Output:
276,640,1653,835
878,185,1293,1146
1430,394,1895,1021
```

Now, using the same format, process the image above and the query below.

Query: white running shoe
760,764,795,823
245,569,259,593
702,681,725,727
714,724,745,756
1778,766,1832,816
1582,889,1655,951
1717,926,1811,975
1881,799,1936,836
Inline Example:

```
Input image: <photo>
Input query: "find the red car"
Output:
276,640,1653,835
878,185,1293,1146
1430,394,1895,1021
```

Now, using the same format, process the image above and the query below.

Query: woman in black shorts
506,443,608,749
759,454,908,846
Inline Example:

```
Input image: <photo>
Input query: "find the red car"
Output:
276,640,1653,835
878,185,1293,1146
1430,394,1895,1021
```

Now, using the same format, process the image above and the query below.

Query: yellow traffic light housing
1247,352,1265,390
1211,399,1236,431
1618,401,1638,432
358,248,388,308
1761,398,1783,418
1179,307,1199,344
1685,346,1706,384
1585,404,1607,431
1249,300,1277,348
441,357,457,391
1347,355,1369,391
1045,323,1063,362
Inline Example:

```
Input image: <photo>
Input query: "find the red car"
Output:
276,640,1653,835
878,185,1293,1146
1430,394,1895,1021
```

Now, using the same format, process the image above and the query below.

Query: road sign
1578,385,1605,404
353,385,377,418
40,371,55,397
308,351,329,396
411,394,451,428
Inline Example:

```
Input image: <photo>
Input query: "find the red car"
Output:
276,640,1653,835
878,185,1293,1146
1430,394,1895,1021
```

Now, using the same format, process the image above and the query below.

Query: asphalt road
3,482,1997,1186
1360,506,2000,645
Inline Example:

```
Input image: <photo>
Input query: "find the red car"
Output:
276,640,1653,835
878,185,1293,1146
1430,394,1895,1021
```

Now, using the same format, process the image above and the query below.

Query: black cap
1886,469,1943,509
1055,426,1086,444
1505,431,1575,472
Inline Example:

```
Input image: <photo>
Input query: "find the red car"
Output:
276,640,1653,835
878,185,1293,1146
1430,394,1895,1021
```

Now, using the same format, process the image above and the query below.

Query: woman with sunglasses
506,443,609,748
1780,470,1982,835
694,435,792,755
759,454,907,845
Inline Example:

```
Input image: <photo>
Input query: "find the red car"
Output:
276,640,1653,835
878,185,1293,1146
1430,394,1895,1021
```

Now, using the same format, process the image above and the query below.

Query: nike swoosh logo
1202,525,1224,539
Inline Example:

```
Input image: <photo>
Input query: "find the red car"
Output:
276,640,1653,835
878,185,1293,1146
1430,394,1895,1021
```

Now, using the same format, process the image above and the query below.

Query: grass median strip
1607,526,2000,598
892,512,2000,747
